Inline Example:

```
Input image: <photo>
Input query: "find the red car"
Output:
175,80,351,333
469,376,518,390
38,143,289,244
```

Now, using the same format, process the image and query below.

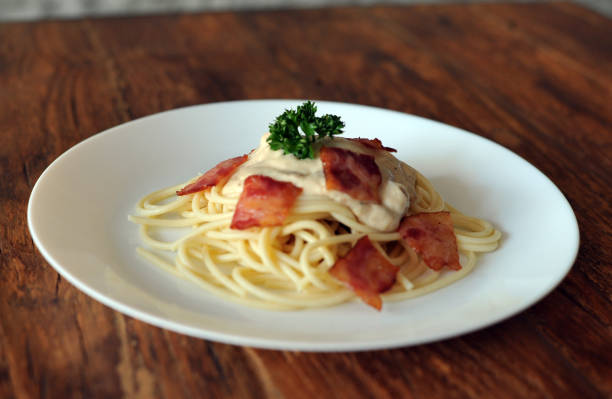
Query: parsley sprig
267,101,345,159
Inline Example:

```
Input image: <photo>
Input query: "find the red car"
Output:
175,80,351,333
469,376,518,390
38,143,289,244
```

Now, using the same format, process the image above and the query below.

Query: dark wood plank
0,3,610,398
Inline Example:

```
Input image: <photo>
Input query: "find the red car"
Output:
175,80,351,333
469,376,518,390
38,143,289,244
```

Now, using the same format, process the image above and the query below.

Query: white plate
28,100,579,351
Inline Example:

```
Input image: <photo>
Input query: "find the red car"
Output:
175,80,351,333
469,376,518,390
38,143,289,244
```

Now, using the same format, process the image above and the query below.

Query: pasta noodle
128,168,501,310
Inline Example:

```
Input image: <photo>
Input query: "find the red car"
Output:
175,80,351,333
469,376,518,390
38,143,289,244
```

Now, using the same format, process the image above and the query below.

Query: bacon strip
177,155,248,196
348,137,397,152
230,175,303,230
320,147,382,203
329,236,399,310
399,211,461,271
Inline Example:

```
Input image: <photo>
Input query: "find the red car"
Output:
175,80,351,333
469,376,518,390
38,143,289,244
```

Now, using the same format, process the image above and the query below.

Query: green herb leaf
267,101,345,159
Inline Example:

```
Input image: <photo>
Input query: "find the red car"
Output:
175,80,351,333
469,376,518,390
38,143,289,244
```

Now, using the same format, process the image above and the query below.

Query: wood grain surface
1,3,611,398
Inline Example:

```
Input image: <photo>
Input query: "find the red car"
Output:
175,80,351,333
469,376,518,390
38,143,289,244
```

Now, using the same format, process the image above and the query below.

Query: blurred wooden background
1,0,611,20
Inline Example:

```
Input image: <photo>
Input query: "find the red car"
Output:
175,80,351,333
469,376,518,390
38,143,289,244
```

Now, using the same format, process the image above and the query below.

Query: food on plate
129,101,501,310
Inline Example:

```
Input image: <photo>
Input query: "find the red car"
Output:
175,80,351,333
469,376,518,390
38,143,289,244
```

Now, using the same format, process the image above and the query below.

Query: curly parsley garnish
267,101,345,159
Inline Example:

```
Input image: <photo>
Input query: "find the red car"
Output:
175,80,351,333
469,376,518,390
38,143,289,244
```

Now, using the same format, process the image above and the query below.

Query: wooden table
2,3,611,398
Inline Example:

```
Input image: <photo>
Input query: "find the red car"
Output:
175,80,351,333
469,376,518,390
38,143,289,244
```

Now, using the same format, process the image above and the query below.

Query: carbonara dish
129,102,501,310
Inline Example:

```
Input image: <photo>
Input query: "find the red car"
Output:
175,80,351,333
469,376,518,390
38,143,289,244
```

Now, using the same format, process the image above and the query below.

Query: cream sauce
222,134,417,232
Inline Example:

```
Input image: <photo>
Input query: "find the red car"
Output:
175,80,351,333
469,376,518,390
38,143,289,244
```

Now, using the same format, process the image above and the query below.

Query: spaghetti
128,152,501,310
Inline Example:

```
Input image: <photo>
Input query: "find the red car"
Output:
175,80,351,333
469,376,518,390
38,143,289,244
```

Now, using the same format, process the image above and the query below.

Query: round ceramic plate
28,100,579,351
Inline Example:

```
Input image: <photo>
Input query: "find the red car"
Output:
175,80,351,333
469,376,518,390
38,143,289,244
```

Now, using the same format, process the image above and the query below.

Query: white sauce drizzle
222,134,417,232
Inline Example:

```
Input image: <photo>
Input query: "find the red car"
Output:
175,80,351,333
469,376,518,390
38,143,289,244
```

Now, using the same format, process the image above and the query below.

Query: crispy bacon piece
347,137,397,152
177,155,248,196
230,175,303,230
320,147,382,203
399,211,461,271
329,236,399,310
